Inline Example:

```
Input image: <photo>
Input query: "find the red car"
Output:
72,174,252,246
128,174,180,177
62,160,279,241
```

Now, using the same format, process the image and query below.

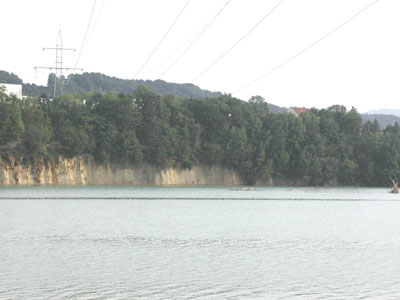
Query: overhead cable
234,0,379,94
86,0,106,44
134,0,192,79
145,2,229,78
192,0,285,82
75,0,97,68
160,0,232,78
144,25,208,77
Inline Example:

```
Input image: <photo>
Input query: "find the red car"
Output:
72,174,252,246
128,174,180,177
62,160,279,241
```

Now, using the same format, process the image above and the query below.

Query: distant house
287,107,310,117
0,83,23,100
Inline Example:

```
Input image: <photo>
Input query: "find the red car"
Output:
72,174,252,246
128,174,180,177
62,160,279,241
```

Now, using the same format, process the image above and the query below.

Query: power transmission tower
35,30,83,99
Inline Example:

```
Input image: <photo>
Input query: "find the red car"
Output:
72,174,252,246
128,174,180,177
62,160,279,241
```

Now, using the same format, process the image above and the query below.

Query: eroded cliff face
0,156,243,186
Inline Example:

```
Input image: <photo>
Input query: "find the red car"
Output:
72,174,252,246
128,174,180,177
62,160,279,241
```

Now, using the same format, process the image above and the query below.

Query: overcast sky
1,0,398,112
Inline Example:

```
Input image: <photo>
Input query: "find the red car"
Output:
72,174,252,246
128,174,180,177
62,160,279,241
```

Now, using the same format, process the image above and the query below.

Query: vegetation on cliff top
1,84,400,186
2,70,398,128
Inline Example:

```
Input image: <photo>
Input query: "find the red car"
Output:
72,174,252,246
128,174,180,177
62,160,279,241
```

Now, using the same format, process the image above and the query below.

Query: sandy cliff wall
0,156,243,186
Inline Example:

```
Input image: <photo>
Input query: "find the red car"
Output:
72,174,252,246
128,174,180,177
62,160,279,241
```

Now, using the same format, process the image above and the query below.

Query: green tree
0,93,24,146
20,98,52,158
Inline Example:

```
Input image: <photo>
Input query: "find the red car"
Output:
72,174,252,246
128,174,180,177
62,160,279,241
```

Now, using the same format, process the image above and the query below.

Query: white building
0,83,23,100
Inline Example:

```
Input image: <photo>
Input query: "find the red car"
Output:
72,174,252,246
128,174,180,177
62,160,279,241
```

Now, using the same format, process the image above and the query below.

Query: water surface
1,186,399,299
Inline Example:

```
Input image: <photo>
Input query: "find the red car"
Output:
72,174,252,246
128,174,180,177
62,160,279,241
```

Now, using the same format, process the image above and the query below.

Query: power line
134,0,192,79
145,3,226,78
159,0,232,78
144,26,205,77
234,0,379,95
34,61,57,84
75,0,97,68
192,0,285,82
86,0,106,44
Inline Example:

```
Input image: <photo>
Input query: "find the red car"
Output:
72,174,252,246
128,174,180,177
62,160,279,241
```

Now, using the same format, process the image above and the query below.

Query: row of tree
1,85,399,186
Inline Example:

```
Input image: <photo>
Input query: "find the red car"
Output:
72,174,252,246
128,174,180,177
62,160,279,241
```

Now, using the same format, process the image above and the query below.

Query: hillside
2,69,399,131
0,70,22,84
366,109,400,117
264,101,400,130
361,114,400,130
63,73,222,99
268,103,287,113
0,70,221,99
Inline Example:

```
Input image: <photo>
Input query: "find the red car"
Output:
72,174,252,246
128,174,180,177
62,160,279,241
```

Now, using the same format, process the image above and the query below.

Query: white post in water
390,177,398,194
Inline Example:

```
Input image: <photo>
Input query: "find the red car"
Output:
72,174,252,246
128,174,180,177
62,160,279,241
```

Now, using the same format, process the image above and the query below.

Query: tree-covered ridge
1,86,400,186
361,114,400,131
2,70,221,99
63,73,222,99
0,70,23,84
1,70,221,99
3,69,398,133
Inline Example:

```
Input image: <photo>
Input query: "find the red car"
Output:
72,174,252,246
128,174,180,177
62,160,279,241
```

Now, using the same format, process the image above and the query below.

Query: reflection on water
1,186,400,299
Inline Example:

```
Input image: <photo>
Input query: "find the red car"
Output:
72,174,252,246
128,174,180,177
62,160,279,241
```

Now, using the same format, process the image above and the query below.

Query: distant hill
0,70,23,85
265,103,400,130
268,103,287,113
361,114,400,130
0,70,53,96
1,70,221,99
61,73,222,99
366,109,400,117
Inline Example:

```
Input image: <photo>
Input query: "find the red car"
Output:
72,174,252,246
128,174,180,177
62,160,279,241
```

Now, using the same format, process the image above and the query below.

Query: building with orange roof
287,107,311,117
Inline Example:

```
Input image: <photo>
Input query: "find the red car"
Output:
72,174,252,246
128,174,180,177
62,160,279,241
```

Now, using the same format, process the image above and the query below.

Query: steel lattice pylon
35,30,83,99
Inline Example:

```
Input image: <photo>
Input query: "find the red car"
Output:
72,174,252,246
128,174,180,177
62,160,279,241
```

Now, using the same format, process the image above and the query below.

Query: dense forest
1,83,399,186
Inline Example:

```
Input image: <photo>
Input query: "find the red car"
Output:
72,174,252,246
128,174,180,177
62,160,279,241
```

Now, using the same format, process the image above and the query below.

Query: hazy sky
1,0,398,112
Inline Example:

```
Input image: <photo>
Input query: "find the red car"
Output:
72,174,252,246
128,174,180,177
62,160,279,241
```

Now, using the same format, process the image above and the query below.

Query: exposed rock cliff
0,156,243,186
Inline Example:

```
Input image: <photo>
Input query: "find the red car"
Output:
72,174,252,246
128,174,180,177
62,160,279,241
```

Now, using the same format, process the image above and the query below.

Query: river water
1,186,400,299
